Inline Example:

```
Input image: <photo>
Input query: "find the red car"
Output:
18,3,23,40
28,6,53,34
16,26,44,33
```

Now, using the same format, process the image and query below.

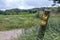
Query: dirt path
0,29,23,40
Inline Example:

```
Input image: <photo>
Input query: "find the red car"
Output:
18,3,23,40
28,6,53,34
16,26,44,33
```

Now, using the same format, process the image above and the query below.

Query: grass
0,14,40,31
0,13,60,40
15,14,60,40
43,17,60,40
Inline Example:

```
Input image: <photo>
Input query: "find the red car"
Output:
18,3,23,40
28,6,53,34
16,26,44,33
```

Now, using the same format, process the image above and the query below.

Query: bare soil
0,29,23,40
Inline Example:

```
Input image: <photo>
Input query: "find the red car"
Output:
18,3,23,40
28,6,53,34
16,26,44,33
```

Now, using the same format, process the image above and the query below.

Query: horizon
0,6,59,11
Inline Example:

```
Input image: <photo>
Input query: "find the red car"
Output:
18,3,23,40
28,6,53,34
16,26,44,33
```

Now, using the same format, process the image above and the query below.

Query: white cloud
1,0,14,6
18,5,35,9
0,0,54,9
18,0,53,9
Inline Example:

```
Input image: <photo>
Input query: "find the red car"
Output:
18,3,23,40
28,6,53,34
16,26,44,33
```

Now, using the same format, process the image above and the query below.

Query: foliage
53,0,60,3
0,8,38,15
15,14,60,40
0,7,60,15
57,7,60,13
0,14,40,31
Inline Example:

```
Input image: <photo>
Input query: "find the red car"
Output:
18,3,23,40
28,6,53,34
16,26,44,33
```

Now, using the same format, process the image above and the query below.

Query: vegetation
53,0,60,3
15,14,60,40
0,14,40,31
0,8,37,15
0,0,60,40
0,7,60,40
0,7,60,15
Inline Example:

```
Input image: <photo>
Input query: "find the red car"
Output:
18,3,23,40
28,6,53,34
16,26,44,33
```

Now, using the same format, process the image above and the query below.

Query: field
0,14,40,31
15,14,60,40
0,13,60,40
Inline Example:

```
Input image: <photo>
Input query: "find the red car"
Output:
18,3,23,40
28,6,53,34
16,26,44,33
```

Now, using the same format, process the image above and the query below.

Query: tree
4,10,16,15
0,10,4,15
57,7,60,13
52,0,60,13
53,0,60,3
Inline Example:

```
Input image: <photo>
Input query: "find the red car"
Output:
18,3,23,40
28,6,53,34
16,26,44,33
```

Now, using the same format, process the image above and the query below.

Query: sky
0,0,54,10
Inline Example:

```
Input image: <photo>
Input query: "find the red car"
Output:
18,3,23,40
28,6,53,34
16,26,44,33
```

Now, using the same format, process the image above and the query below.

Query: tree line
0,8,37,15
0,7,60,15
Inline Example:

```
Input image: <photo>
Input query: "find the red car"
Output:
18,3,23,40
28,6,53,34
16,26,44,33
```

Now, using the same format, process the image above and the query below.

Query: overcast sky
0,0,54,10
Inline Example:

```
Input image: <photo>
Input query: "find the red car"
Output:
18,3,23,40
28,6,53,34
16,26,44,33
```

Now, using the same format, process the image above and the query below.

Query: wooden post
37,10,50,40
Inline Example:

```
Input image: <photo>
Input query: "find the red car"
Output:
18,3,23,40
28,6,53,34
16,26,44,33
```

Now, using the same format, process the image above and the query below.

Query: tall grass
0,13,60,40
15,14,60,40
0,14,40,31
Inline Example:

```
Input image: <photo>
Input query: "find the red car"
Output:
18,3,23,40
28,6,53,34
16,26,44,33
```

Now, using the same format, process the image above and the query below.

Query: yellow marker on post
41,20,46,27
37,10,50,40
42,14,48,21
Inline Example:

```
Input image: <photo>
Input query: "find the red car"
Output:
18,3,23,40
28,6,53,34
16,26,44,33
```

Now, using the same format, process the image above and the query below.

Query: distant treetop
53,0,60,3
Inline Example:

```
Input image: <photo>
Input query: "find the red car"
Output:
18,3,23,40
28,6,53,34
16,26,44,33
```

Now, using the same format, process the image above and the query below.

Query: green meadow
0,13,60,40
14,14,60,40
0,14,40,31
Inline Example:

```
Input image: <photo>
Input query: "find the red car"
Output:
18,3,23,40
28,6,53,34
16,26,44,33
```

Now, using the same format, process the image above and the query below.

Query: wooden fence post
37,10,50,40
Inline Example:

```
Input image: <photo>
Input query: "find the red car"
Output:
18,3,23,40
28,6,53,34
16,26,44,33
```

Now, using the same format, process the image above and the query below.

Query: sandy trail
0,29,23,40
